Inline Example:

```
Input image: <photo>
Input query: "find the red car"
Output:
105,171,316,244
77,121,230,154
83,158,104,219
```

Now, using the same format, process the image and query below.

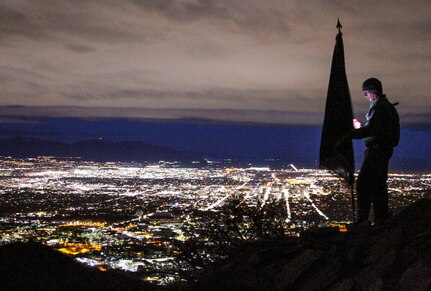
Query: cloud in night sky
0,0,430,125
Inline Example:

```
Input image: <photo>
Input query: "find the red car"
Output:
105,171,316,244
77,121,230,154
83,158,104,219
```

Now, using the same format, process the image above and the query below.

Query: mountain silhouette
0,137,196,162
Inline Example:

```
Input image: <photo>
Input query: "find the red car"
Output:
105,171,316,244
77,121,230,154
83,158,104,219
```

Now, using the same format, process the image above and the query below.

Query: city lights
0,157,429,284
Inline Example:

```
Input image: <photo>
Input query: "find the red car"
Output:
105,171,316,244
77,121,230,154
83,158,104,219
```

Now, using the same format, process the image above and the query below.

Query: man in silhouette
347,78,400,225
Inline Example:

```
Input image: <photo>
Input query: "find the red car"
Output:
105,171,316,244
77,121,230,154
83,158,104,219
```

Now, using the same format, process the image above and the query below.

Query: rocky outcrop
0,240,148,291
194,199,431,291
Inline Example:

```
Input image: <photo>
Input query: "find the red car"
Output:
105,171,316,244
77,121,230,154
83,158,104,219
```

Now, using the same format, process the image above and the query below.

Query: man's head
362,78,382,102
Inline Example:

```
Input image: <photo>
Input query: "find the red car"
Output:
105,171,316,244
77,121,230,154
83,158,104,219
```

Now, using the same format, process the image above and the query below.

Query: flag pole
350,181,356,223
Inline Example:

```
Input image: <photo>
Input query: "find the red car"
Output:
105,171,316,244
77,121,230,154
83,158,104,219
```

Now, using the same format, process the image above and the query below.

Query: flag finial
337,18,342,34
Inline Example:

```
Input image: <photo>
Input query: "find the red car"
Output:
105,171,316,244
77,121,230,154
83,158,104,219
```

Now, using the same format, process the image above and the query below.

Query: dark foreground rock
193,199,431,291
0,240,147,291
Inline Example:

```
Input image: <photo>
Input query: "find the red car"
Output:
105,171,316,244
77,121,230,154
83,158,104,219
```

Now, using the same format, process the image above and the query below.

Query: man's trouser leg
373,148,392,222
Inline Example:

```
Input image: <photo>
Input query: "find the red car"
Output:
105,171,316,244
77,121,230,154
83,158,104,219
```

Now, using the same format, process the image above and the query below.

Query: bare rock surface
194,198,431,291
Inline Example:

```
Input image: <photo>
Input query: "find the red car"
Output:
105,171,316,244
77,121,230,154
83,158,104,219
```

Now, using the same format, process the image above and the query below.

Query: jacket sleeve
350,106,384,140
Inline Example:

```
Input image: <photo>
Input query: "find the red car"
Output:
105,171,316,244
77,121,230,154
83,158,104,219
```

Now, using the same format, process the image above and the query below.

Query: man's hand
353,118,361,129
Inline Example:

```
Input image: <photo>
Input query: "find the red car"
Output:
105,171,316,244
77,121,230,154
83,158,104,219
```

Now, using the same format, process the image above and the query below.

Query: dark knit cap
362,78,382,94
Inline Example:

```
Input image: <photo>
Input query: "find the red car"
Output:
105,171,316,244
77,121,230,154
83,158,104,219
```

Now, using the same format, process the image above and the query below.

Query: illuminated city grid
0,157,429,284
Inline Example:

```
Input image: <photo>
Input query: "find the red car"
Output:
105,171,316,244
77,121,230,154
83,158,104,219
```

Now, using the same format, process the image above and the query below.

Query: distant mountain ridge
0,137,195,162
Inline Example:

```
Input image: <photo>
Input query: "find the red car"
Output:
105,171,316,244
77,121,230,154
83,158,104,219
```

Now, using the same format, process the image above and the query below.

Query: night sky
0,1,430,170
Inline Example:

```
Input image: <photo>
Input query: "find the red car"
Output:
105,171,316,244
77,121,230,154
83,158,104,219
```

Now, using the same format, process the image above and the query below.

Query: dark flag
319,20,355,187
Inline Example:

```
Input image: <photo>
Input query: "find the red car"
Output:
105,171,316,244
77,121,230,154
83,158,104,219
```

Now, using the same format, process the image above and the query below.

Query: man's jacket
351,95,400,149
